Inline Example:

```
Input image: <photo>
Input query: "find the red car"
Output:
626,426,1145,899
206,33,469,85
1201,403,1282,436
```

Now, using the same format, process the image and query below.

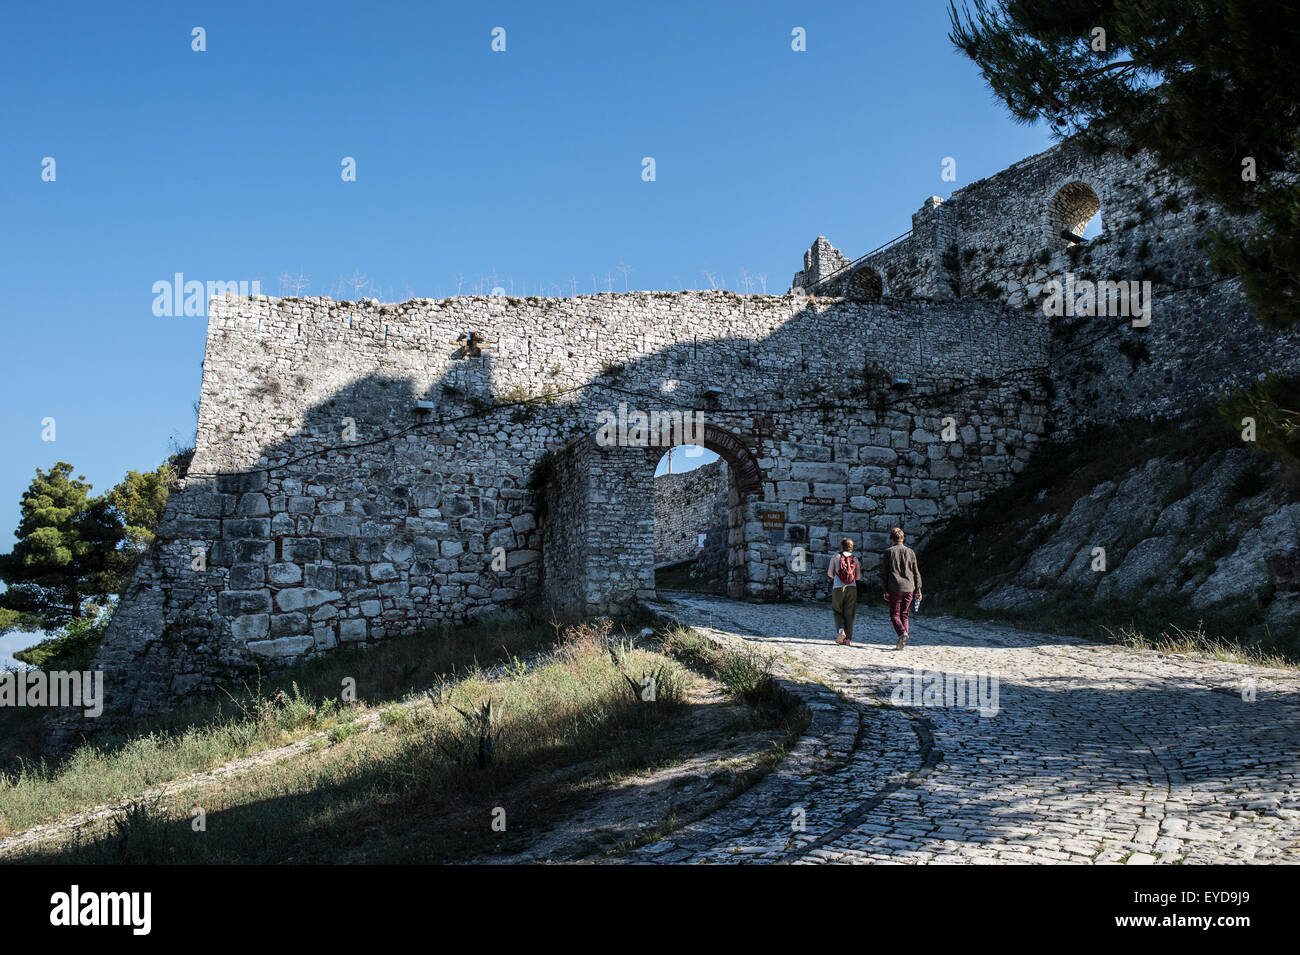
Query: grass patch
663,628,788,714
0,610,555,835
5,619,803,863
1106,619,1291,669
932,594,1292,669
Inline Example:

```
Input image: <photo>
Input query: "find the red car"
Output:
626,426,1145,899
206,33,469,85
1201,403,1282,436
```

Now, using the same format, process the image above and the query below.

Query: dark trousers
887,591,913,637
832,585,858,640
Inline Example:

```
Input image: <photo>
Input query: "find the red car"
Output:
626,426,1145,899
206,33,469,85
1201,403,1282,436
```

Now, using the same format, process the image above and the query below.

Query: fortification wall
78,289,1048,724
796,139,1300,434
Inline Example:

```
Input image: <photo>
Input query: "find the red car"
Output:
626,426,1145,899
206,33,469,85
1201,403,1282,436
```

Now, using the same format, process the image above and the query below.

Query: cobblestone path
621,594,1300,864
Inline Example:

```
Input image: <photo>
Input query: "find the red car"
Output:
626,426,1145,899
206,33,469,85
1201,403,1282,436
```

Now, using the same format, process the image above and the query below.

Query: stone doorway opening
647,425,762,601
652,445,730,595
540,422,766,616
846,266,884,300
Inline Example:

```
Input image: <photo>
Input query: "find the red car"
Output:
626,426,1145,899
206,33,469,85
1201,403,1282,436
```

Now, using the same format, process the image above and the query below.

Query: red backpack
835,553,859,585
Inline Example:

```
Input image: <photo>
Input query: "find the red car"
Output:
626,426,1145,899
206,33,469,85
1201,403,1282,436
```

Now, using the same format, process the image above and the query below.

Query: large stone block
230,613,269,641
384,539,414,563
217,471,268,494
223,518,270,539
506,549,538,569
304,564,336,589
284,538,322,562
218,589,272,615
272,612,309,637
776,481,810,501
268,562,303,586
312,514,361,536
789,462,849,483
211,540,276,565
859,446,898,465
354,538,385,561
338,565,367,588
169,516,220,538
246,635,313,658
275,587,342,611
339,618,368,642
237,494,270,516
229,563,265,589
442,495,474,518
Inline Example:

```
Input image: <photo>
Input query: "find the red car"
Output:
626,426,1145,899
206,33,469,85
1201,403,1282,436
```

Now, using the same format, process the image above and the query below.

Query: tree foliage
13,608,111,672
106,462,175,561
1219,374,1300,464
0,464,125,633
948,0,1300,330
0,455,183,641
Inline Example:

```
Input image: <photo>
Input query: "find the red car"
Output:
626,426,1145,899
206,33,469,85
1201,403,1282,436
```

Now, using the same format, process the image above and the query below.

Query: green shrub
13,611,109,671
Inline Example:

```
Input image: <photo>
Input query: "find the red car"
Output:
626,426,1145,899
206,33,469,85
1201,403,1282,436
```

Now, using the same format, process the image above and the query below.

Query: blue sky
0,0,1054,661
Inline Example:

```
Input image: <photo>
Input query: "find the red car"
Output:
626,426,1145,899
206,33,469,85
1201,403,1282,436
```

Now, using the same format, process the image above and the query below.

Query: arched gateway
540,421,765,611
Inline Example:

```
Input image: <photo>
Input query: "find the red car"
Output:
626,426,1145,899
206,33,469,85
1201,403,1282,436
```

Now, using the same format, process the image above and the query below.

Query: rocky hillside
920,408,1299,658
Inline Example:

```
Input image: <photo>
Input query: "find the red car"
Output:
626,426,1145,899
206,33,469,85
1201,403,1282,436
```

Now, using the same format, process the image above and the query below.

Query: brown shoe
895,633,908,650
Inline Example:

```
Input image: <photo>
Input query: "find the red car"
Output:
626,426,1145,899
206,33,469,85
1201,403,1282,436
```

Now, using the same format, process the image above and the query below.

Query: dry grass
3,620,799,863
1105,619,1294,670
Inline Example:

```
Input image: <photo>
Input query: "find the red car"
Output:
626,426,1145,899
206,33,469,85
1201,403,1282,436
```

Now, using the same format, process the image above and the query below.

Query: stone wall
794,138,1300,434
74,288,1049,726
77,132,1300,728
653,459,728,568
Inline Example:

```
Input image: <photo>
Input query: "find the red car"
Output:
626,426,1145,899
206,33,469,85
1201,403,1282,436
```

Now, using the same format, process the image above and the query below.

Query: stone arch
539,421,768,612
645,422,763,599
845,266,885,301
1045,180,1102,249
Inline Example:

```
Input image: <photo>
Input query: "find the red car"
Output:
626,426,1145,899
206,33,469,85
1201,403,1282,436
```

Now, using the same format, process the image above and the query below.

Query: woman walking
828,537,861,646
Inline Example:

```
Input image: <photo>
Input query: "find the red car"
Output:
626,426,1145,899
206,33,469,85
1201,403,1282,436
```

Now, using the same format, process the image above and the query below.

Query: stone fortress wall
74,135,1300,727
795,139,1300,433
88,288,1045,721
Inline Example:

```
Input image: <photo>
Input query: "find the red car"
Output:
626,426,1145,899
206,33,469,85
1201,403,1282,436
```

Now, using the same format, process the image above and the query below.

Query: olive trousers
831,585,858,641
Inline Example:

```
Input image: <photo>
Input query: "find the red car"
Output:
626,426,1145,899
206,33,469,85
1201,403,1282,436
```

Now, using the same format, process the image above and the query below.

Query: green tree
948,0,1300,329
0,463,127,635
13,608,111,672
106,458,178,562
1,456,185,668
1219,374,1300,463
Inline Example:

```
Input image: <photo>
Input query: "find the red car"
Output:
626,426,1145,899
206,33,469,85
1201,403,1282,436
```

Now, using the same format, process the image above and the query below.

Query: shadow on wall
72,289,1048,733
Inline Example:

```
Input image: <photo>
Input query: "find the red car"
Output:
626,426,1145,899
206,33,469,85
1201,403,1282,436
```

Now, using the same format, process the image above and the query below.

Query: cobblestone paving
621,595,1300,865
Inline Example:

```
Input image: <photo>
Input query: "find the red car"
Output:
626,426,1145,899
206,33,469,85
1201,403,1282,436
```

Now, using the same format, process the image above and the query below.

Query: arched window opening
846,266,884,301
1046,181,1102,249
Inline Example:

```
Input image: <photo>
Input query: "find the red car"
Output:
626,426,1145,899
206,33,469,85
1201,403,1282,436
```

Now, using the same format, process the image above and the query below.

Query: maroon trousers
887,592,913,637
